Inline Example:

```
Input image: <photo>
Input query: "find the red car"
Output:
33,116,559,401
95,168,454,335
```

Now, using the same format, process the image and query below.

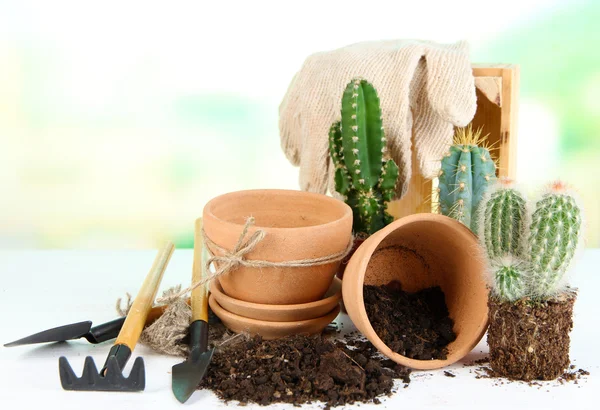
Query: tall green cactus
479,179,529,301
328,78,399,235
528,182,583,298
438,126,497,233
479,180,584,302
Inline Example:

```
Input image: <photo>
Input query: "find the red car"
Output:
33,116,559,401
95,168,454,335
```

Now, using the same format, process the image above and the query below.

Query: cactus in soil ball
482,180,584,381
438,126,497,233
527,181,584,299
328,78,399,236
478,179,529,301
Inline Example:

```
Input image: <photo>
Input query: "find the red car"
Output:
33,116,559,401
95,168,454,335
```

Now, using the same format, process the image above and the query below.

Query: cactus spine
479,179,529,301
328,78,399,235
528,181,583,298
479,180,584,302
438,126,497,233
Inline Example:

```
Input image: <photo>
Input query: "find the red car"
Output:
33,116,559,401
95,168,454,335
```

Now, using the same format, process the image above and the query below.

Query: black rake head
59,356,145,392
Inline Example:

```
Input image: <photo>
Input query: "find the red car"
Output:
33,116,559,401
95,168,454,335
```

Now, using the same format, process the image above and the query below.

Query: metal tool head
172,347,214,403
4,321,93,347
59,355,145,392
4,317,128,347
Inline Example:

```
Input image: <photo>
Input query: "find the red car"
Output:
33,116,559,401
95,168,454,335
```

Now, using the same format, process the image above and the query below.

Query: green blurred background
1,0,598,248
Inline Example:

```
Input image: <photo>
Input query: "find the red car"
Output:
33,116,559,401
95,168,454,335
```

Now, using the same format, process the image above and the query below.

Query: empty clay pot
343,213,488,370
210,277,342,322
209,294,341,340
203,189,353,305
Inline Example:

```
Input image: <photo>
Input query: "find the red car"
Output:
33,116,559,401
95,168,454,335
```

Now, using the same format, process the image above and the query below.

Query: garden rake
58,242,175,392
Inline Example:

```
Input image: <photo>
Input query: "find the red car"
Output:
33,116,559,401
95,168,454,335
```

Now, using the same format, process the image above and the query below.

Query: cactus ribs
438,125,497,233
364,281,456,360
329,78,399,236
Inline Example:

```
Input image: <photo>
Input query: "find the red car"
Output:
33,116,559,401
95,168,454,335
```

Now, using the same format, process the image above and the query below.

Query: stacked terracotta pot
203,189,352,339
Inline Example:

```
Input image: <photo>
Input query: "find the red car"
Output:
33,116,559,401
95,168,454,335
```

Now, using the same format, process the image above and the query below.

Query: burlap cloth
279,40,477,199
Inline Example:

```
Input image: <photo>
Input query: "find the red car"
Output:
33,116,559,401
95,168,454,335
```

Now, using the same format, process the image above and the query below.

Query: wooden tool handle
191,218,209,322
115,242,174,349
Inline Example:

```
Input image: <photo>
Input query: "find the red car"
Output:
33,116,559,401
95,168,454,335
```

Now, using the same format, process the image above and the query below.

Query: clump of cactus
328,78,399,236
438,125,497,233
478,179,584,301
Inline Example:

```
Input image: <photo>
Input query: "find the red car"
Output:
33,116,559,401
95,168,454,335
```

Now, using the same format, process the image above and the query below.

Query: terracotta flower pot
209,277,342,322
342,213,489,370
203,189,352,305
336,234,368,280
209,295,341,340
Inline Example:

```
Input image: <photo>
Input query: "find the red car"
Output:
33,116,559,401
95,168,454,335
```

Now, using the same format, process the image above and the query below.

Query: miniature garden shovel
171,218,214,403
4,298,191,348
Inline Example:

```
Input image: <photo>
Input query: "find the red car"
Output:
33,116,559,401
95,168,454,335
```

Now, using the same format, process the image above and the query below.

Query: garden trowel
4,298,190,348
171,218,214,403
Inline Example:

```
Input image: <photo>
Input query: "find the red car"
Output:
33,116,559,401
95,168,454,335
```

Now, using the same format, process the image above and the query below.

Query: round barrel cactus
438,126,497,233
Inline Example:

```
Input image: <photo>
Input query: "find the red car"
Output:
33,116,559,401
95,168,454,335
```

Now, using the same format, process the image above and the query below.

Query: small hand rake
58,242,175,392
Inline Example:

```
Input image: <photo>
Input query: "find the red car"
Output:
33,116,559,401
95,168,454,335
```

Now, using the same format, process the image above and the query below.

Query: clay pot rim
210,277,342,314
203,189,352,233
209,294,341,328
347,213,488,370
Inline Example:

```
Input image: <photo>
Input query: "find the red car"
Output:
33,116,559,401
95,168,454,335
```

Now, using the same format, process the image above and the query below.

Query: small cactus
479,179,584,302
479,178,529,260
328,78,399,235
492,256,529,302
479,179,529,301
438,126,497,233
527,181,584,298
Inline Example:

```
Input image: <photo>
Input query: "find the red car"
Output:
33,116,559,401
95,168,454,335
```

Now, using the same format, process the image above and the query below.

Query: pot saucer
210,277,342,322
209,294,340,340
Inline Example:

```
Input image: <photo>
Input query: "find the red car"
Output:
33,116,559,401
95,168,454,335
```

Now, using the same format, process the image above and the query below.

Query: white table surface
0,249,598,410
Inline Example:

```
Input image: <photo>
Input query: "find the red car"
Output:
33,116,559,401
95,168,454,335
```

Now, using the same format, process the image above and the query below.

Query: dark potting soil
198,334,411,407
487,293,576,381
364,282,456,360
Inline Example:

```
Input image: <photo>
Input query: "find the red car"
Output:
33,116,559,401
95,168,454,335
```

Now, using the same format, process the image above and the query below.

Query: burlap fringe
116,286,245,357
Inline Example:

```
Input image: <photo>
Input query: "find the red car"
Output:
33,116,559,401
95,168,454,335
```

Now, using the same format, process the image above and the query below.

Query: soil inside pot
199,334,411,407
364,281,456,360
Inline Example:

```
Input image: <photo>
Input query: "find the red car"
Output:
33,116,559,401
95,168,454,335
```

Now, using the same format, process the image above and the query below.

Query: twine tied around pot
158,216,354,303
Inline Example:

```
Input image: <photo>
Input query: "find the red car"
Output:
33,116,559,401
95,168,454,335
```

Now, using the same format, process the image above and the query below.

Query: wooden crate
388,64,520,219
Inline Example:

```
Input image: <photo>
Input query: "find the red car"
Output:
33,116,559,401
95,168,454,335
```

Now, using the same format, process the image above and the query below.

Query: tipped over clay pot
343,213,488,370
203,189,352,305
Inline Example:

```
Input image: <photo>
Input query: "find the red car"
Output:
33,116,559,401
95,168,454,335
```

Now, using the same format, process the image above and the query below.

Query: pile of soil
199,334,411,407
559,367,590,384
464,357,590,387
364,282,456,360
